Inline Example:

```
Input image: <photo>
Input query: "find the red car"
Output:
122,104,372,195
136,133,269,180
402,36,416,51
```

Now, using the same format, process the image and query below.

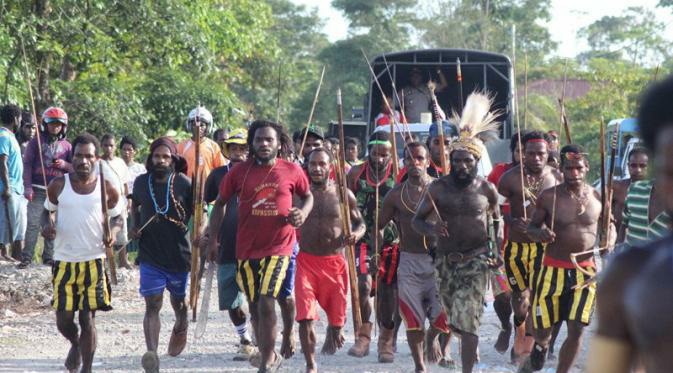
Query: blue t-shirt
0,127,24,195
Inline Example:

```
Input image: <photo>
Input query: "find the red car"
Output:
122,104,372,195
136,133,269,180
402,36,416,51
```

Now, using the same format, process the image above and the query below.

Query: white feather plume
450,91,501,141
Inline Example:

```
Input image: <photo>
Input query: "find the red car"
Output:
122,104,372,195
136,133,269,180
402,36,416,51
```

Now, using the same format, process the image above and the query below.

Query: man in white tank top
41,133,122,373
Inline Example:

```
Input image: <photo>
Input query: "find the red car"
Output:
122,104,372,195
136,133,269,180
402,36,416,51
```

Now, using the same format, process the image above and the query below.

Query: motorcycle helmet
185,106,213,135
41,106,68,140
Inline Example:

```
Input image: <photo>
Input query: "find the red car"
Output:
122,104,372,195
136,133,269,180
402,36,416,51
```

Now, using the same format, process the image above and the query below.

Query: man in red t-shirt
208,120,313,372
487,132,521,356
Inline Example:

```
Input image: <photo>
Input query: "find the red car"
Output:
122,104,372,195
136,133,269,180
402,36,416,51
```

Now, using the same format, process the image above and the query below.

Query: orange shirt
177,137,227,179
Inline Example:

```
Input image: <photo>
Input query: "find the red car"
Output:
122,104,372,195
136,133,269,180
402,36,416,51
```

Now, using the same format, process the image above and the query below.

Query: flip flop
167,324,188,357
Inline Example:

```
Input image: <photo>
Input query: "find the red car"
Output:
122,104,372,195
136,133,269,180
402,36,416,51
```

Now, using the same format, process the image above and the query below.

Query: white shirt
101,157,130,214
126,162,147,195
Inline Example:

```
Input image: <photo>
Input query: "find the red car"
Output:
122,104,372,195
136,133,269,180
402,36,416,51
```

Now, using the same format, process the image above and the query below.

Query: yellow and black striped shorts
504,241,544,293
51,258,112,312
532,265,596,330
236,255,290,303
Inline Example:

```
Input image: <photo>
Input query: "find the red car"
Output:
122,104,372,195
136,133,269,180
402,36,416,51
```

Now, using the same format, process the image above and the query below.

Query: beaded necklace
148,172,187,231
365,160,392,187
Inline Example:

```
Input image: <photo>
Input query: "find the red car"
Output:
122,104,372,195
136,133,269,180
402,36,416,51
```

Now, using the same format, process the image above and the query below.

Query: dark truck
330,48,515,165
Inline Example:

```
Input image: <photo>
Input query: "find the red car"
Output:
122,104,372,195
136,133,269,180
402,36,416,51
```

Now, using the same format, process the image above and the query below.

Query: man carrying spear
523,144,614,373
380,142,449,373
497,131,560,362
346,130,399,362
129,137,197,373
295,148,365,372
42,134,122,373
212,120,313,373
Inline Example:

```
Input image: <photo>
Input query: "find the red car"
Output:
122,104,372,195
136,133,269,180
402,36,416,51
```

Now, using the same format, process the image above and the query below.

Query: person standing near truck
398,67,448,124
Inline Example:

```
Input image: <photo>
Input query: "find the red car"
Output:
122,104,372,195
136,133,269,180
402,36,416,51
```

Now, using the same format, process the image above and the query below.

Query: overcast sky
290,0,673,59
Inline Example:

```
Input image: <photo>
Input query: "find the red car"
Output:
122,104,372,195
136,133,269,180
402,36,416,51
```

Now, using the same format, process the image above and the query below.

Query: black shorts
51,258,112,312
236,255,290,303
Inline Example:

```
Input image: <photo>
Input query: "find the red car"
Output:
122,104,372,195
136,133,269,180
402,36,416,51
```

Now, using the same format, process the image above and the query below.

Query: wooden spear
298,66,326,159
99,162,117,285
360,49,400,179
336,89,362,336
428,82,448,176
190,112,205,321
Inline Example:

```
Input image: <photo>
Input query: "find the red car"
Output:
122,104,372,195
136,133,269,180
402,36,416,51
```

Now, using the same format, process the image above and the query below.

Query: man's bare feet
305,364,318,373
64,345,81,373
321,327,345,355
424,333,442,363
280,330,295,359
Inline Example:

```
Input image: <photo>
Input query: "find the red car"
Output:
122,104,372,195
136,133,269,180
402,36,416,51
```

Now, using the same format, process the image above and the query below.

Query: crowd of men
1,74,672,373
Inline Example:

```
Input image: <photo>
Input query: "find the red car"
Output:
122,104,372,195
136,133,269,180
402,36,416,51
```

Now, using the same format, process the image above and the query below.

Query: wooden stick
599,118,607,247
136,214,157,235
298,66,326,159
523,53,528,130
380,53,412,139
360,49,400,178
456,58,464,113
99,162,117,285
428,83,448,177
600,122,619,248
19,38,49,194
190,112,205,321
336,89,362,336
551,60,571,231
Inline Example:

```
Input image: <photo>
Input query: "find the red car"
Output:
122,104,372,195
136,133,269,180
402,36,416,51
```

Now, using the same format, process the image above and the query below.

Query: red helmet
40,106,68,139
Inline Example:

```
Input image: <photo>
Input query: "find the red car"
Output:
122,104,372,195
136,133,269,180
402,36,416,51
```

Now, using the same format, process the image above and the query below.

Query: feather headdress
449,91,501,158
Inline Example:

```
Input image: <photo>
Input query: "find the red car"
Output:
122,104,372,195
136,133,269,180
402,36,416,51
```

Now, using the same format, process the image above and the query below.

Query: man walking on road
43,134,122,373
523,144,612,373
346,131,399,363
296,148,365,373
209,120,313,373
380,142,450,373
204,128,255,360
129,137,198,373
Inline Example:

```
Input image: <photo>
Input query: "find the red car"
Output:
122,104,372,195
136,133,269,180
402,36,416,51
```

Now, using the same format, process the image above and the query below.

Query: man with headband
523,144,613,373
412,92,502,373
497,131,560,362
129,137,199,372
346,131,400,363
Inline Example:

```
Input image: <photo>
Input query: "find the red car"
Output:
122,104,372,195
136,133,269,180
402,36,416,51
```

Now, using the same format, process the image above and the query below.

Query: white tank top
53,174,106,262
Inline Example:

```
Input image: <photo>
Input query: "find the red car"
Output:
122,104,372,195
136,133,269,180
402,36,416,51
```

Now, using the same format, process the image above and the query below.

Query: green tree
577,6,670,65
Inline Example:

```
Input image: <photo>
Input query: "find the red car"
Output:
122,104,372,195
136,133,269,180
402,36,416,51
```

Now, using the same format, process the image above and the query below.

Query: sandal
167,324,188,357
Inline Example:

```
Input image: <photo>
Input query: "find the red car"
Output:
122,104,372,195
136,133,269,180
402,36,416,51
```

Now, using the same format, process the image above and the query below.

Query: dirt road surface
0,262,591,372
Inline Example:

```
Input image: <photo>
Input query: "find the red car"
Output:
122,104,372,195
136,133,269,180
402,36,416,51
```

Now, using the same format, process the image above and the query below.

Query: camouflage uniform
351,162,399,278
435,253,490,334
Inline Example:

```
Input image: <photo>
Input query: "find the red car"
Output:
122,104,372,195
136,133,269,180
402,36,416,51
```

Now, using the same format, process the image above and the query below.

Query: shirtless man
346,131,399,362
612,147,649,243
522,144,612,373
587,75,673,373
497,131,560,362
412,143,501,373
296,148,365,373
380,142,450,373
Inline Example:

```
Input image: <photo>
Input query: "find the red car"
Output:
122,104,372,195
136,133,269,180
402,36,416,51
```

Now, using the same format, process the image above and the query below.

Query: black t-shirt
204,165,238,264
132,172,193,272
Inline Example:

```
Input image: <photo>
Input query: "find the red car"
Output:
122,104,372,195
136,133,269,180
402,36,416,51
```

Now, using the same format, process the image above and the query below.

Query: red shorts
295,251,348,327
